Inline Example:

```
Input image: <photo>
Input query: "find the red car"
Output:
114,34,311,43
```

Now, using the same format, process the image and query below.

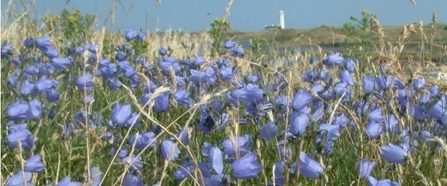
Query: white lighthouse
279,10,285,29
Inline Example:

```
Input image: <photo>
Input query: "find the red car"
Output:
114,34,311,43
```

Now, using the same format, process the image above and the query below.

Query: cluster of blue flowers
1,27,446,186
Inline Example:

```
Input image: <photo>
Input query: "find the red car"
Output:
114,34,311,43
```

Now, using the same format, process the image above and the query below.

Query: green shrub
209,19,230,57
42,9,95,44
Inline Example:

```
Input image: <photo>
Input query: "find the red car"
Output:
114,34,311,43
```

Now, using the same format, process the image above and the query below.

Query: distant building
264,24,280,31
264,10,285,30
279,10,285,29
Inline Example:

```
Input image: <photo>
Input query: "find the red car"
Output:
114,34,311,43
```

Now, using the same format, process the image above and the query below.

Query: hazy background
2,0,447,32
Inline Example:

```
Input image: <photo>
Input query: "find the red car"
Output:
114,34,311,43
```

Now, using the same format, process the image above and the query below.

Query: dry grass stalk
370,15,385,48
222,0,235,21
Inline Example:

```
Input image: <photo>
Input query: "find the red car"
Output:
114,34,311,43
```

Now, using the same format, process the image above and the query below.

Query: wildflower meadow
1,1,447,186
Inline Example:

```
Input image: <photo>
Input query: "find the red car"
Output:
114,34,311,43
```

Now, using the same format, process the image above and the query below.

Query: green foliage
444,25,447,30
342,11,377,72
209,19,230,57
42,9,95,44
130,39,149,57
250,37,268,62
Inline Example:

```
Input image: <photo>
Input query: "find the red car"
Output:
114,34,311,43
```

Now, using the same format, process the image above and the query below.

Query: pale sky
2,0,447,32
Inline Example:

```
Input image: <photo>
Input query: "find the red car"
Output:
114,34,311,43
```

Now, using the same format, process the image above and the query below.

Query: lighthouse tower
279,10,285,29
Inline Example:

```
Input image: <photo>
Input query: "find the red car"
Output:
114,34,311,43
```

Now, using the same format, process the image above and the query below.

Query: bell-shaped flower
23,37,35,48
380,143,408,164
111,103,132,127
115,51,126,61
128,132,156,150
343,58,356,73
159,61,181,75
7,124,27,133
366,176,400,186
231,152,262,179
107,78,121,91
385,114,399,133
175,76,187,87
122,154,143,171
393,77,405,89
6,100,34,121
365,121,384,139
51,57,71,71
219,66,234,81
339,70,354,85
125,28,138,41
7,75,19,89
244,84,264,103
311,105,325,122
303,70,319,82
310,84,325,94
29,99,42,119
226,94,240,107
118,61,137,77
190,69,206,84
334,83,352,101
25,65,39,77
290,112,309,136
160,139,180,161
291,89,313,111
122,174,144,186
76,73,94,91
369,108,384,123
259,122,278,142
323,53,343,67
57,176,82,186
221,134,253,156
35,77,57,93
333,114,350,129
376,75,392,91
175,127,191,145
224,41,235,49
299,152,324,179
24,154,46,173
36,36,52,51
362,76,376,95
208,147,224,174
88,166,103,186
6,172,33,186
205,66,217,85
231,46,244,58
154,93,170,112
230,87,248,102
275,96,289,107
420,131,434,146
46,88,60,103
7,129,34,151
429,85,439,95
116,149,129,159
318,124,340,141
198,114,216,134
75,46,84,55
174,159,195,180
96,59,117,79
247,74,260,84
11,56,21,65
192,56,205,66
201,142,213,157
137,33,146,41
358,159,376,178
412,78,425,90
272,161,286,185
46,47,58,58
427,95,446,120
159,47,168,56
